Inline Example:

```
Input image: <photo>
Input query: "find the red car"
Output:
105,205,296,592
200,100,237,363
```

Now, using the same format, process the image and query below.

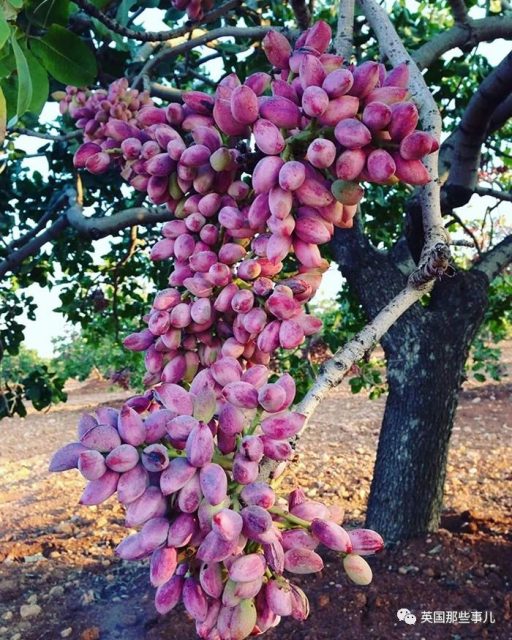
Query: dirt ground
0,348,511,640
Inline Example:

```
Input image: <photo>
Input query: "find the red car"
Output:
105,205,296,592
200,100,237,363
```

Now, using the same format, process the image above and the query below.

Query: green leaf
10,34,32,117
8,0,23,7
0,10,10,49
24,49,49,115
90,0,112,9
29,25,97,86
0,84,6,143
0,74,17,121
0,46,15,79
116,0,137,26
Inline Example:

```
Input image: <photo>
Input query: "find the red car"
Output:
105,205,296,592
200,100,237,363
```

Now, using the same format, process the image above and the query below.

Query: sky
12,6,512,358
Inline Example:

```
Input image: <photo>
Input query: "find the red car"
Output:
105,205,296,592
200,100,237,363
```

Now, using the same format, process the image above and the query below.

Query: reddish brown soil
0,349,511,640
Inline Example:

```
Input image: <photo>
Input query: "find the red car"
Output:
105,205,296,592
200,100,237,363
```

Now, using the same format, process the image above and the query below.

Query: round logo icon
397,608,417,625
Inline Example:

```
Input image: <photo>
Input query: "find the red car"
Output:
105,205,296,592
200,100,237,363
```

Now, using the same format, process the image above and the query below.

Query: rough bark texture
366,270,490,541
331,228,491,542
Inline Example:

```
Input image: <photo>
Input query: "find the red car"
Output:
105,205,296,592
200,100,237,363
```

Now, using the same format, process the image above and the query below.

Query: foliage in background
467,273,512,382
0,344,66,418
52,327,146,389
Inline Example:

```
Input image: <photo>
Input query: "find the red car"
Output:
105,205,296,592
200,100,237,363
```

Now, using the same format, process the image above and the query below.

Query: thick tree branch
440,89,512,184
331,219,409,316
412,16,512,69
489,93,512,133
0,188,169,279
75,0,242,42
290,0,311,30
447,0,468,23
473,234,512,280
0,217,69,280
446,52,512,205
66,199,169,239
436,63,512,202
334,0,355,59
132,26,274,88
297,282,430,420
358,0,448,266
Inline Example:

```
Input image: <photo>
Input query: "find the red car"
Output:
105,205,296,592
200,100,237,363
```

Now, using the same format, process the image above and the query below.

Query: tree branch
65,197,169,239
474,186,512,202
446,211,483,258
334,0,356,59
6,191,69,252
489,93,512,133
7,128,80,142
150,83,184,101
0,217,69,280
131,26,274,88
358,0,449,267
75,0,242,42
0,188,169,279
412,16,512,69
447,0,468,23
297,282,430,420
473,234,512,280
446,52,512,205
290,0,311,30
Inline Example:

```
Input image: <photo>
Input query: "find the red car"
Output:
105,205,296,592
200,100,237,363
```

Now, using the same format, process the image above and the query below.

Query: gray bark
365,270,489,541
331,228,491,542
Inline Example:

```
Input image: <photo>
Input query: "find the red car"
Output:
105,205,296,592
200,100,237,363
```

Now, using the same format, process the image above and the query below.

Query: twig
335,0,356,59
111,226,140,343
486,142,512,159
75,0,242,43
7,128,80,142
475,186,512,203
451,238,476,247
187,69,217,88
132,26,275,88
446,211,483,258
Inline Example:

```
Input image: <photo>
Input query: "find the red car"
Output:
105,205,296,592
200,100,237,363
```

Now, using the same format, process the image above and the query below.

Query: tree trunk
331,226,494,541
365,270,490,541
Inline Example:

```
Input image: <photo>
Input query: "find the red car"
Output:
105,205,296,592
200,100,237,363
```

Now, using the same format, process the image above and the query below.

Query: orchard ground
0,347,511,640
